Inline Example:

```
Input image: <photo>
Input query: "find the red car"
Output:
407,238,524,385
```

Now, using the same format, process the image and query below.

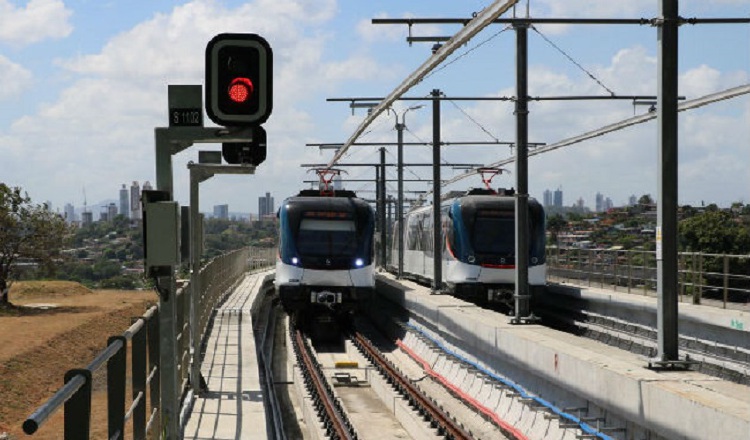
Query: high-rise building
143,181,153,191
628,195,637,206
595,192,605,212
553,187,563,209
213,204,229,220
64,203,76,223
258,192,274,220
108,203,118,221
119,184,129,218
81,211,93,226
543,189,553,207
130,181,141,220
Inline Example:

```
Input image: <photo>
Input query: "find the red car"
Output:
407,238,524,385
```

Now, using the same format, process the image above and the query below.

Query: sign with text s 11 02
170,108,203,127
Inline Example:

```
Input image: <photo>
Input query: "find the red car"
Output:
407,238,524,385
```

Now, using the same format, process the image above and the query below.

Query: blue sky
1,0,748,216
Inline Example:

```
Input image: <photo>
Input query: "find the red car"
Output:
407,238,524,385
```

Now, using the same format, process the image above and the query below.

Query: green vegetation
203,218,276,260
550,195,750,256
0,184,70,306
54,215,277,289
2,184,279,292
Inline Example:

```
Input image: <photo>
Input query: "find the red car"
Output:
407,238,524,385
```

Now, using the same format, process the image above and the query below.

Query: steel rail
292,329,356,440
352,332,474,440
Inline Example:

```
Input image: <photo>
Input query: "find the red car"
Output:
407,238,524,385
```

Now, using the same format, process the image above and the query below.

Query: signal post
145,33,273,439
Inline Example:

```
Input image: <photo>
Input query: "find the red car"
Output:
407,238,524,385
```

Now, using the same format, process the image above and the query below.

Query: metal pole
431,89,442,292
656,0,680,363
513,22,531,321
153,132,180,440
189,168,206,395
397,121,405,278
379,148,387,267
387,195,393,265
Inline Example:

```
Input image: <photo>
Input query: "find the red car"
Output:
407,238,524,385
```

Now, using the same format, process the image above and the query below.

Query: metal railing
23,306,160,439
546,246,750,309
22,246,276,439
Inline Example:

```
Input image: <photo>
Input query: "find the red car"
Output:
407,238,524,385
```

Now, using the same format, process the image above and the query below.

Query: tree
0,184,69,306
638,194,654,205
679,210,750,254
546,214,567,245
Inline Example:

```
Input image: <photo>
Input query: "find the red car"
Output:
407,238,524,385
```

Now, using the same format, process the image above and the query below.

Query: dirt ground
0,281,157,439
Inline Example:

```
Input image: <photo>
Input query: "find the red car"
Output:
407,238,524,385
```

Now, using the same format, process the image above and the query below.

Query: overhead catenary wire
422,25,513,83
327,0,521,168
445,98,502,142
530,25,616,96
440,83,750,188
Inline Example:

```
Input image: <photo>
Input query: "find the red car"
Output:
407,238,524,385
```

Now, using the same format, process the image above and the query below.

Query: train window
472,211,515,254
297,218,357,256
406,215,421,250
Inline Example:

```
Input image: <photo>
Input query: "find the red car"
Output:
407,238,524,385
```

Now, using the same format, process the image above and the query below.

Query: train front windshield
471,210,515,254
297,218,357,257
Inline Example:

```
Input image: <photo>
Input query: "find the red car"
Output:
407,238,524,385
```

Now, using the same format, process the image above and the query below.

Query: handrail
547,246,750,309
22,246,276,438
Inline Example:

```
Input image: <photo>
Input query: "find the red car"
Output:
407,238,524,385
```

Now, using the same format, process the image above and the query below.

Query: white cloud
406,43,749,208
0,54,32,100
0,0,72,46
2,0,391,211
357,12,445,44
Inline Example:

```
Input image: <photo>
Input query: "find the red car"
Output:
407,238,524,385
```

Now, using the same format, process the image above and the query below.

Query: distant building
119,184,129,218
81,211,93,226
108,203,118,221
595,192,605,212
64,203,76,223
553,187,563,209
628,195,637,206
543,189,553,207
213,204,229,220
258,192,275,220
143,181,153,191
130,181,141,220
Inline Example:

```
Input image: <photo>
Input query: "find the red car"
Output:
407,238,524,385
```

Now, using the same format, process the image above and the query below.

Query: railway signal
205,33,273,126
222,126,267,165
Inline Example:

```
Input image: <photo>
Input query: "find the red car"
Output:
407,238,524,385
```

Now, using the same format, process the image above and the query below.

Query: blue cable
406,322,614,440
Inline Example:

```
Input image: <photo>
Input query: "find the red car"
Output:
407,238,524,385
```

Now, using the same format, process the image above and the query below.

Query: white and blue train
275,190,376,314
391,188,546,306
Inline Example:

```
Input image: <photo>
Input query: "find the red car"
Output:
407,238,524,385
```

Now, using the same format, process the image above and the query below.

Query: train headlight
354,258,364,267
467,255,476,263
291,257,299,265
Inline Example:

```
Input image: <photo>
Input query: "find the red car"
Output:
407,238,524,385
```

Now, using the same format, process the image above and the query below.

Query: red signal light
228,77,253,103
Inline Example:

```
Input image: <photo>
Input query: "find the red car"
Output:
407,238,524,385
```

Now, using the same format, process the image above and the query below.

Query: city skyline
59,182,278,223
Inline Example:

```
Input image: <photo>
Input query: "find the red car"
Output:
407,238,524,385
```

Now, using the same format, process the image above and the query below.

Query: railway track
291,316,474,440
291,325,358,439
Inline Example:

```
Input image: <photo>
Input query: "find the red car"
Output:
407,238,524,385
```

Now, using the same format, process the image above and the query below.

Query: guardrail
547,246,750,309
22,246,276,439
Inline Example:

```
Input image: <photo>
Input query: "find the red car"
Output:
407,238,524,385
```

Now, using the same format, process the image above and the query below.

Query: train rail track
290,325,358,440
289,316,479,440
350,330,475,440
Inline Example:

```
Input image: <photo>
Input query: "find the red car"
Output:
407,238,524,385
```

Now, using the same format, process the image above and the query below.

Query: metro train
390,188,546,307
275,189,376,314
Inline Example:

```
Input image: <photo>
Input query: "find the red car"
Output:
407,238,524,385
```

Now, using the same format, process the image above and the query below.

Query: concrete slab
183,271,273,440
375,273,750,440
